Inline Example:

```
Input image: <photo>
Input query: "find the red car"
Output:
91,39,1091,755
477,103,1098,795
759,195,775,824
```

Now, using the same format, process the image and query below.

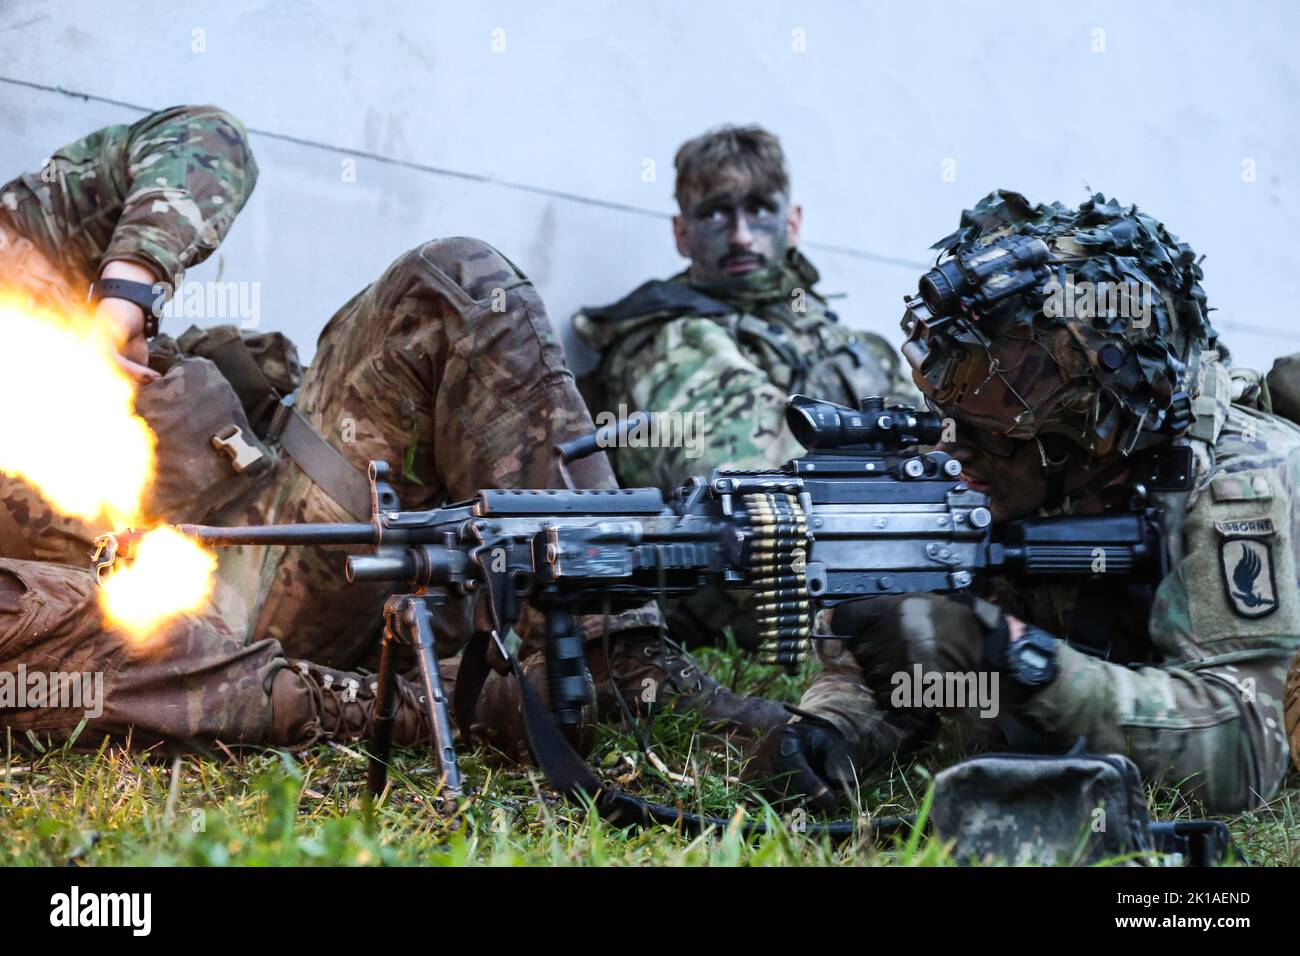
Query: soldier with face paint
575,125,913,648
751,191,1300,815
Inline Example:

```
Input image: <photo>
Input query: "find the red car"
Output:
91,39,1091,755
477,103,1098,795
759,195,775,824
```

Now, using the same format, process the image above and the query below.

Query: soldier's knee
417,236,526,303
420,236,500,269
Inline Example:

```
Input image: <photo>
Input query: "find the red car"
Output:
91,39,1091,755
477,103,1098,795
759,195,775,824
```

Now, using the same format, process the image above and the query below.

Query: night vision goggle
908,233,1052,323
900,233,1084,449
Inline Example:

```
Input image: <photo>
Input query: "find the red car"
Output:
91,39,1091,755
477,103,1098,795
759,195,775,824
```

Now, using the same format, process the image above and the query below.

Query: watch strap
88,278,165,338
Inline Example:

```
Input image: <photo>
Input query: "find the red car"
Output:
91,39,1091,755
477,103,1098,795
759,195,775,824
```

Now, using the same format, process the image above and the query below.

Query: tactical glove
830,593,1005,699
748,717,859,814
832,593,1061,709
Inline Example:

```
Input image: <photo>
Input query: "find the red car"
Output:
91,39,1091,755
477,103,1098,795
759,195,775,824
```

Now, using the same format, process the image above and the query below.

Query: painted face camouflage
901,191,1216,461
679,187,793,291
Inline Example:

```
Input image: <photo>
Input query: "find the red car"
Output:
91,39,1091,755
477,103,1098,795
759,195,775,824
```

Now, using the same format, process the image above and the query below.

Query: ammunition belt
744,491,811,669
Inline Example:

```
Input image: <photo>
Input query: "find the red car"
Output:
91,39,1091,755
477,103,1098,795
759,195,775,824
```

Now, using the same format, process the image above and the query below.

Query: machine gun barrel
176,522,379,547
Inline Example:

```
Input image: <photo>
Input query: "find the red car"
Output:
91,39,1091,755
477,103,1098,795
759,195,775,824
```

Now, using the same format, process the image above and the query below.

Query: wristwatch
88,278,166,339
1004,626,1060,691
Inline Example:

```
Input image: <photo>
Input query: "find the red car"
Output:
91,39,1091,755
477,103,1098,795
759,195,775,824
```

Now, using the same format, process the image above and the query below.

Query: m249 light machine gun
92,395,1165,805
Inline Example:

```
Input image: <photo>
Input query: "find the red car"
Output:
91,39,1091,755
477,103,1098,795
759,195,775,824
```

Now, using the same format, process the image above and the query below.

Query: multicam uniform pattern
0,105,261,566
575,250,912,494
215,235,652,668
0,105,287,747
0,107,653,751
1,104,258,307
792,192,1300,814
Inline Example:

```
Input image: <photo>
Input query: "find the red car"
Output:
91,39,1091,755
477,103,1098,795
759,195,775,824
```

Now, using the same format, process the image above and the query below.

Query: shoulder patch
1210,473,1273,502
1219,537,1280,619
1214,517,1276,537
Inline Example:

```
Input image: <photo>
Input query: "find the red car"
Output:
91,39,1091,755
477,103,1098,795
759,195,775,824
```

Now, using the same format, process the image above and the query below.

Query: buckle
1163,391,1195,436
1142,444,1195,492
211,425,265,473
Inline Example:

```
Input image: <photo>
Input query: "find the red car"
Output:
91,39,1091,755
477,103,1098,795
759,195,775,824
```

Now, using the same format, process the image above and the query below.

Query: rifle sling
453,629,493,742
269,403,372,521
506,647,890,840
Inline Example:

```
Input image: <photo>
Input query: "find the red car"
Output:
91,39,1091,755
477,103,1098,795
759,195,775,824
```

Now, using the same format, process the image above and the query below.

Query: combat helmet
901,190,1217,464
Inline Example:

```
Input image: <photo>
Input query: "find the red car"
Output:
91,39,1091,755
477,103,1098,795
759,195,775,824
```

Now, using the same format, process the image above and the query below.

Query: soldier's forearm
105,105,260,284
92,260,159,383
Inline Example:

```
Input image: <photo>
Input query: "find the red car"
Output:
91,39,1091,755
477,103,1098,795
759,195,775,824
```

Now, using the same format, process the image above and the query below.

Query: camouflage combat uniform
574,251,911,646
791,184,1300,815
214,234,648,665
0,105,301,749
802,362,1300,812
574,250,911,495
0,106,669,753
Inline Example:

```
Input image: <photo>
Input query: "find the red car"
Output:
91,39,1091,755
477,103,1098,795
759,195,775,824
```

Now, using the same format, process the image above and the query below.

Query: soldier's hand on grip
830,593,996,696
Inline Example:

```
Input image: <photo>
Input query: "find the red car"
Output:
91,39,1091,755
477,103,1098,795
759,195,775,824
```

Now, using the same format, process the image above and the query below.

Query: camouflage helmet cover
901,190,1217,461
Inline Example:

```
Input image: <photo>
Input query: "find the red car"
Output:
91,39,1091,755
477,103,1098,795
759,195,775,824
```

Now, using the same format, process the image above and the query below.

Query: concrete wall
1,0,1296,372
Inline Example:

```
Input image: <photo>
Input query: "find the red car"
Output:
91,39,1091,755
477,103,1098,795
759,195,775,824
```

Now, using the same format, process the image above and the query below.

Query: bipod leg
398,595,463,797
366,602,402,799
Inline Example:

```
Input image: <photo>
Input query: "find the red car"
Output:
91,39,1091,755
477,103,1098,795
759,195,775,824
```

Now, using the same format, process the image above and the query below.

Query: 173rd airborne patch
1217,519,1280,619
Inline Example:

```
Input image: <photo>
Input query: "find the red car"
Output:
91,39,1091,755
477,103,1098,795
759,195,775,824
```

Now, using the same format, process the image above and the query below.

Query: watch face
1015,644,1052,683
1010,635,1057,687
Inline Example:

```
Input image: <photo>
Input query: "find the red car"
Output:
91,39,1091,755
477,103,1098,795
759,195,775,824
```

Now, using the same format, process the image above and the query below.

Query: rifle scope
786,395,944,451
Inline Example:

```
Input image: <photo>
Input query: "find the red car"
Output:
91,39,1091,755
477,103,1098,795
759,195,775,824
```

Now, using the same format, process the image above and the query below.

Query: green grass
2,646,1297,866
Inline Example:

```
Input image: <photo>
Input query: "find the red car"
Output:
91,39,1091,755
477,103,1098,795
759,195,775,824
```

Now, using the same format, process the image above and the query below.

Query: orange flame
0,294,215,640
96,526,218,639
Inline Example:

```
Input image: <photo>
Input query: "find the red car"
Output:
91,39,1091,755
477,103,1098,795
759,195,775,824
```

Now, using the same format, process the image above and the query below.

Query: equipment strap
268,399,372,521
202,335,371,521
453,629,493,742
204,335,282,435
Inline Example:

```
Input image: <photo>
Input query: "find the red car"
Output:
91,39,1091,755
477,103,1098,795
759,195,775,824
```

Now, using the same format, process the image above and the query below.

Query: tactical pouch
174,324,304,433
929,750,1154,865
928,748,1239,865
135,355,274,523
167,323,372,519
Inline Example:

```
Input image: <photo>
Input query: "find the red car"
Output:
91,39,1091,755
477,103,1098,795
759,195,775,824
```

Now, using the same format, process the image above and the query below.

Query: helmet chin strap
1037,437,1135,515
1036,437,1073,513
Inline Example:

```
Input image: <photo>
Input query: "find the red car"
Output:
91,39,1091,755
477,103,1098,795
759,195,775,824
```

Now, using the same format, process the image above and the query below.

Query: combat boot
443,631,786,765
589,629,789,738
269,660,431,749
456,651,596,763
